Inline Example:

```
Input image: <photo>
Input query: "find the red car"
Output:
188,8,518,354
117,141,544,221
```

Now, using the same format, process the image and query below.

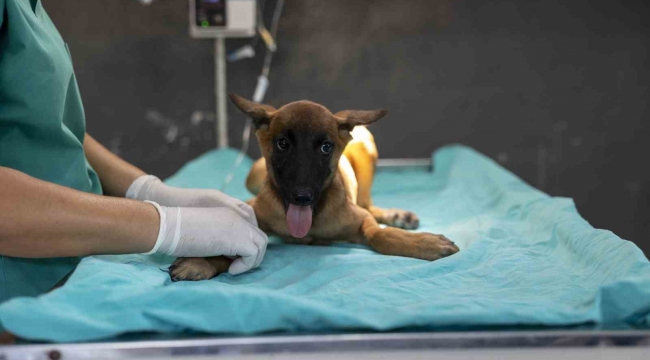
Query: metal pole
215,37,228,148
376,158,432,170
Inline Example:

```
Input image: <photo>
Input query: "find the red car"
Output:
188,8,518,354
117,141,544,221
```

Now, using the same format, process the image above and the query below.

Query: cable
262,0,284,76
221,0,284,192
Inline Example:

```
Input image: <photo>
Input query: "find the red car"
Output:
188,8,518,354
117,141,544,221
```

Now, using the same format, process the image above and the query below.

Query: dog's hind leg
343,140,376,210
370,207,420,230
344,127,420,230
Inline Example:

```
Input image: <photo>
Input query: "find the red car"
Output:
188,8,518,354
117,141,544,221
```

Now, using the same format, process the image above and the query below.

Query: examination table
1,145,648,359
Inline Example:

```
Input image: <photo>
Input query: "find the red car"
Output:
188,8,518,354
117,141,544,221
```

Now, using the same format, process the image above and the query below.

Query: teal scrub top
0,0,102,303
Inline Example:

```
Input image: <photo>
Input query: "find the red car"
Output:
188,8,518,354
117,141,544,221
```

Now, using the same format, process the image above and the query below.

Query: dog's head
230,94,387,238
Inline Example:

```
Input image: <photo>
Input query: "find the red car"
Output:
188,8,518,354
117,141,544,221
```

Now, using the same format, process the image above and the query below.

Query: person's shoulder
0,0,5,43
0,2,3,33
0,0,5,30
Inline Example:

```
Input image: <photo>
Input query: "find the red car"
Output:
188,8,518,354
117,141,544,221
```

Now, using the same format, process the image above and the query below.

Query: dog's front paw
169,257,228,282
411,233,459,261
385,209,420,230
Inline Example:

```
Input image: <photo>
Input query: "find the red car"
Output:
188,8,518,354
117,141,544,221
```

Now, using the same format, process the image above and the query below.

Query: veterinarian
0,0,268,303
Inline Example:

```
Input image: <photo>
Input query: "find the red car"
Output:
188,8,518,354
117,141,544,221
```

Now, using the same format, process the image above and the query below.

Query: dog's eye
320,141,333,155
277,138,289,151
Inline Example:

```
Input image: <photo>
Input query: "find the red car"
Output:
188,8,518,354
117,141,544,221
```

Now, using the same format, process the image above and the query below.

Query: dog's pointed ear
333,109,387,131
229,94,277,130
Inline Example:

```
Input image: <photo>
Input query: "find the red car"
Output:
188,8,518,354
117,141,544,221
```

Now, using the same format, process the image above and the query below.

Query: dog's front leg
168,198,265,282
355,210,459,261
169,256,233,282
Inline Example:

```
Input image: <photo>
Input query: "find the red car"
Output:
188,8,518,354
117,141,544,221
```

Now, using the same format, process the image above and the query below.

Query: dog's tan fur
169,96,458,281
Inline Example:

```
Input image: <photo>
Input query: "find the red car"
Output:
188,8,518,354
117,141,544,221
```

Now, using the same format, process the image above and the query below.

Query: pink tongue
286,204,313,238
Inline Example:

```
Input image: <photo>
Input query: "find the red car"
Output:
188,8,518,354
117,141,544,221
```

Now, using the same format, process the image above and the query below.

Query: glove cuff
143,201,166,255
126,175,161,200
143,201,183,256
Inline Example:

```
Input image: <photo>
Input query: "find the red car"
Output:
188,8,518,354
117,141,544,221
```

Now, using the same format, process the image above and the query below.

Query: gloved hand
126,175,256,225
145,201,268,275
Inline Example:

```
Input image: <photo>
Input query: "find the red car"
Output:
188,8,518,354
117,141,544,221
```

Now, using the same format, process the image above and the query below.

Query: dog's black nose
291,188,314,205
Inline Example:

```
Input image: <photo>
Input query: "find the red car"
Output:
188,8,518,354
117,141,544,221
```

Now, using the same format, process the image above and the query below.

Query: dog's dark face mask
270,129,335,237
229,94,387,238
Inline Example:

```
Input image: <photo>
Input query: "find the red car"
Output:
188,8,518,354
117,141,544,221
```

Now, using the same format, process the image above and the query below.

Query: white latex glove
126,175,256,226
145,201,268,275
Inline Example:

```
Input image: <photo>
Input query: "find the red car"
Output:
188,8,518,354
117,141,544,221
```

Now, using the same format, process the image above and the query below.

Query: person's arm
0,166,158,258
84,133,258,224
0,166,267,273
83,133,146,197
79,133,267,273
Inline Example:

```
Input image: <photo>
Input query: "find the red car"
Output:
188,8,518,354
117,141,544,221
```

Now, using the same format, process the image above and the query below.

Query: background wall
45,0,649,255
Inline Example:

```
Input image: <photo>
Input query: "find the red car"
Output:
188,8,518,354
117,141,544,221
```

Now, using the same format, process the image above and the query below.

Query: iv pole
215,37,228,149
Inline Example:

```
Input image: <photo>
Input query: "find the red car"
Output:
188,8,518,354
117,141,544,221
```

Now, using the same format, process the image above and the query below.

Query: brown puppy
169,95,458,281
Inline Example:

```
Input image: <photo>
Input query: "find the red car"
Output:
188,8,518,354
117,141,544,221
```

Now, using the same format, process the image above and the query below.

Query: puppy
169,95,458,281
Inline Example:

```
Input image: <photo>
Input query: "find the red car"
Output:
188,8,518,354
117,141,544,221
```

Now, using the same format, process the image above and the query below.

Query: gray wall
46,0,649,255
